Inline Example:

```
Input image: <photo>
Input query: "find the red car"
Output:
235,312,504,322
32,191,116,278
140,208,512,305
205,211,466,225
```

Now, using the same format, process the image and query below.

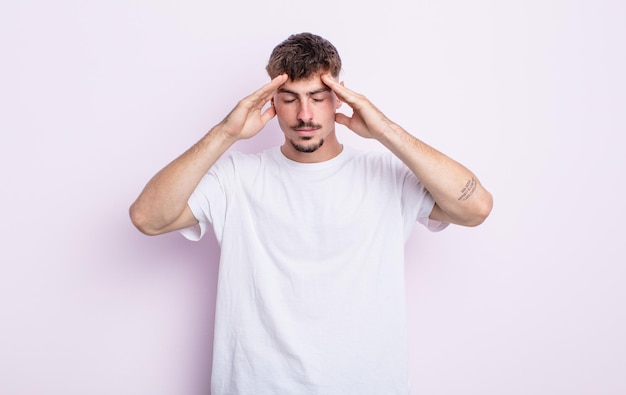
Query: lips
293,127,319,136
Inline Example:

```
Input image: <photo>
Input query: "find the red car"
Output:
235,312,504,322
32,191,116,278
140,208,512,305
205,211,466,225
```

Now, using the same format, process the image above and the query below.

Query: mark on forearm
458,178,477,201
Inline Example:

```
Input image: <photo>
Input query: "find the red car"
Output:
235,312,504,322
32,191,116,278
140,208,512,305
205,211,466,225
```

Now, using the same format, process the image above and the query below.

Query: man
130,32,492,394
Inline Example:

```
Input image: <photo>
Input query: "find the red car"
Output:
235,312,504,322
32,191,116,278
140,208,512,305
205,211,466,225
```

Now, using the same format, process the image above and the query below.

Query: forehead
278,75,332,95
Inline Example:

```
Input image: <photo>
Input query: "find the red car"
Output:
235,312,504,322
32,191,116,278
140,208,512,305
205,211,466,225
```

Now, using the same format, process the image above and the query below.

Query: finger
335,112,351,127
321,74,356,105
260,74,288,99
266,73,288,91
260,102,277,124
248,74,288,109
321,74,342,95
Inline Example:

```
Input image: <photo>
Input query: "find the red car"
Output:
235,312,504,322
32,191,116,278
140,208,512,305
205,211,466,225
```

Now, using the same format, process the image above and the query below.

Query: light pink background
2,0,625,394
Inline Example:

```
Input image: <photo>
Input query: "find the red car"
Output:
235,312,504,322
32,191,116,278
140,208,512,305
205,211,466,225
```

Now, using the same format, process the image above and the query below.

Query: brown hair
266,32,342,80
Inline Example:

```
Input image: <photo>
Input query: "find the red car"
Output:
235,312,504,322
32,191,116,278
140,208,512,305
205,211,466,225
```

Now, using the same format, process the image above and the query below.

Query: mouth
294,128,318,133
293,127,320,138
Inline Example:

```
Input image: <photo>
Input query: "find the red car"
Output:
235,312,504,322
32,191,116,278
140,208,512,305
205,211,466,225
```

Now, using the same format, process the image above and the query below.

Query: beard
289,121,325,153
289,136,325,153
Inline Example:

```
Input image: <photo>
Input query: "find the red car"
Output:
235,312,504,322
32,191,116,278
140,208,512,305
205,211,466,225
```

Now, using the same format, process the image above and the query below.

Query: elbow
129,203,161,236
465,192,493,227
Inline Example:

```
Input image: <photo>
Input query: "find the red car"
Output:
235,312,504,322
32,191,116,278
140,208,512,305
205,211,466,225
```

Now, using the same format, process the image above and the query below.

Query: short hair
266,32,342,80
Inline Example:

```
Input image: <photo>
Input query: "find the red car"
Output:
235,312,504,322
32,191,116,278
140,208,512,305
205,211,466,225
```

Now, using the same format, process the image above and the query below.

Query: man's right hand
130,74,288,236
219,74,288,141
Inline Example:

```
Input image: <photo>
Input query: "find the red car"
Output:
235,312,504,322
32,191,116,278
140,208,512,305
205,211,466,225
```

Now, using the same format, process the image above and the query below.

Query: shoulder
212,148,279,173
344,147,407,175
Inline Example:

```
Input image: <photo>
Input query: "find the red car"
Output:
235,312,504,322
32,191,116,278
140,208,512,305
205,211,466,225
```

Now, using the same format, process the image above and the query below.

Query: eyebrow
278,87,331,96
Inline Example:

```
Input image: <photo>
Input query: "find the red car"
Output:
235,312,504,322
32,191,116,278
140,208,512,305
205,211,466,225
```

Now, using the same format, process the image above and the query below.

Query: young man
130,33,492,394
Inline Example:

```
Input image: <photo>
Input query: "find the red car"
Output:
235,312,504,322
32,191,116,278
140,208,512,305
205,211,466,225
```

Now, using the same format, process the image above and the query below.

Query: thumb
335,112,351,126
261,104,277,124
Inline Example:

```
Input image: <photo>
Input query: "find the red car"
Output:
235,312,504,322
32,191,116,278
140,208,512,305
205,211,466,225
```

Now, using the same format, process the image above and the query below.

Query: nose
297,101,313,122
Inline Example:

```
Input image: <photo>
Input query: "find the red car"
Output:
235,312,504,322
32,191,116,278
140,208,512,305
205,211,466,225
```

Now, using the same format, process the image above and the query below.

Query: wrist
202,124,239,152
373,119,398,143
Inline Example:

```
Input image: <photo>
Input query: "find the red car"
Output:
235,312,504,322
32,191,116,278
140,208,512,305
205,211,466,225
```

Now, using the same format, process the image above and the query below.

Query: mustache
291,121,322,129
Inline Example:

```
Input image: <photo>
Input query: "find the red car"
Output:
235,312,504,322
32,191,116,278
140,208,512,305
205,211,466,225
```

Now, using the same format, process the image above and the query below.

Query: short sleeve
179,155,232,242
396,158,449,237
415,192,449,232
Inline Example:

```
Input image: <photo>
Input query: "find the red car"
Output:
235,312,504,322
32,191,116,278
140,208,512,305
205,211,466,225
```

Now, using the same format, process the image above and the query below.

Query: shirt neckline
272,145,354,171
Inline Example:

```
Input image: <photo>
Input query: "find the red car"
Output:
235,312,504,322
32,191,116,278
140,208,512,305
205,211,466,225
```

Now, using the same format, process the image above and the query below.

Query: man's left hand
321,74,392,140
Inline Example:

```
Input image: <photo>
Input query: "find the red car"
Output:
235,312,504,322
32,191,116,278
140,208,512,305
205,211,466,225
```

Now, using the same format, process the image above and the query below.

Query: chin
291,138,324,153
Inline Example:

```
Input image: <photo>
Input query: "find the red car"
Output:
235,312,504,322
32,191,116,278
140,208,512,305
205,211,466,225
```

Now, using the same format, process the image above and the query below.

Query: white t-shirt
181,146,447,395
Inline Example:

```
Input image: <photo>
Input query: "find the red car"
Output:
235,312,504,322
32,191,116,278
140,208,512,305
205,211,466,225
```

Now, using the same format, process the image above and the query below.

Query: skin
129,74,289,235
129,72,492,235
273,75,344,163
320,74,493,226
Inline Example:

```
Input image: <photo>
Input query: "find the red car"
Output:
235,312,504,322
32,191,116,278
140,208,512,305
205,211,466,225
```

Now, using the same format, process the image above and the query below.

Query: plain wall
2,0,625,394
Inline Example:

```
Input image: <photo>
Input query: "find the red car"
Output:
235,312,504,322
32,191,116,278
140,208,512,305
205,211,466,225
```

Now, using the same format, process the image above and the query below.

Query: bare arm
129,74,288,235
322,74,493,226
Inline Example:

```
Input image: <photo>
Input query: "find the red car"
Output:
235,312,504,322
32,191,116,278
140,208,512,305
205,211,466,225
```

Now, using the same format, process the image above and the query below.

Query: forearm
377,124,493,226
321,75,492,225
129,75,286,235
129,125,235,234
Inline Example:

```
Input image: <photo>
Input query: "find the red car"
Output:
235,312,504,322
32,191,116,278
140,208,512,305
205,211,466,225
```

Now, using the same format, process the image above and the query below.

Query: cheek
274,107,292,128
273,107,285,122
320,102,338,120
274,103,293,118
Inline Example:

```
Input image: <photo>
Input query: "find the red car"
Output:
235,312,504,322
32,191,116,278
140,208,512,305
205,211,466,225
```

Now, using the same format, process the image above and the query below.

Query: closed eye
311,91,331,102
